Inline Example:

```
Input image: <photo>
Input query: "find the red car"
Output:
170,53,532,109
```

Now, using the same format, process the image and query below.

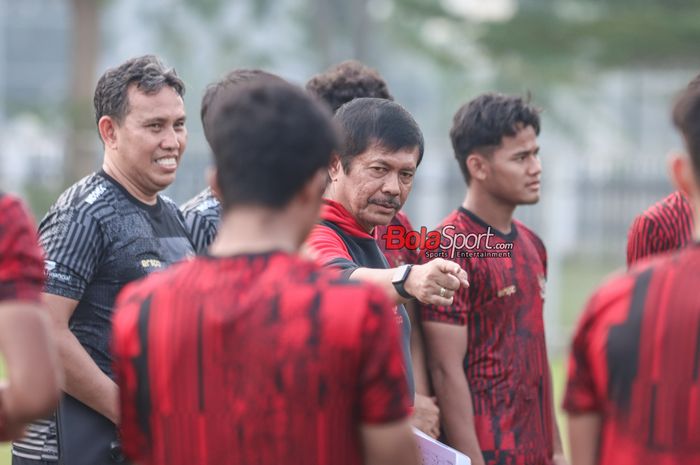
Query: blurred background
2,0,700,460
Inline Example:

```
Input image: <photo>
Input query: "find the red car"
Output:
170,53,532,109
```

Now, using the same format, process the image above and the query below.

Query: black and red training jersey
564,244,700,465
421,207,553,465
0,193,44,303
626,190,693,267
112,251,411,465
305,199,414,399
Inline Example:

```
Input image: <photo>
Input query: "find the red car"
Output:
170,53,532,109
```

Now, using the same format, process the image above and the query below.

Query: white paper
413,428,471,465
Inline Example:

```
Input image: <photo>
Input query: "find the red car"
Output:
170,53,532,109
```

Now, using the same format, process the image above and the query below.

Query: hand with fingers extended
404,258,469,306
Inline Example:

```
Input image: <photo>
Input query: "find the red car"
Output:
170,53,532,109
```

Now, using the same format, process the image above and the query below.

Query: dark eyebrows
143,115,187,125
512,146,539,158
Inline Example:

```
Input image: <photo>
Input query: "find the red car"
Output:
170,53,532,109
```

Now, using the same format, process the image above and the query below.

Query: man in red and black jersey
563,81,700,465
306,60,440,438
112,81,420,465
0,194,60,440
626,190,693,267
421,93,567,465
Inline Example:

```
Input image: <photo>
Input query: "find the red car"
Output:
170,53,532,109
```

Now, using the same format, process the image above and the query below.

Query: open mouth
155,157,177,168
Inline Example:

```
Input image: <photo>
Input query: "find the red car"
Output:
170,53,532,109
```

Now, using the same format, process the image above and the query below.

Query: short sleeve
304,224,358,278
358,287,412,424
0,196,44,302
626,214,665,267
562,292,604,414
39,205,104,301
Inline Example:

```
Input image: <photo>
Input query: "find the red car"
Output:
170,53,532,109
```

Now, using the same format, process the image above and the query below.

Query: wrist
392,264,414,299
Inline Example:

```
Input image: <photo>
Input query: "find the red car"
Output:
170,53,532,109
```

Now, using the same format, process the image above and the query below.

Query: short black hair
333,97,423,172
208,81,339,209
673,85,700,180
201,69,285,147
306,60,393,113
93,55,184,132
450,93,541,184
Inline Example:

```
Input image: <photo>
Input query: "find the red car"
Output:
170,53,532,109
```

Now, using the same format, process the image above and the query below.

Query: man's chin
519,194,541,205
368,211,396,227
152,174,177,192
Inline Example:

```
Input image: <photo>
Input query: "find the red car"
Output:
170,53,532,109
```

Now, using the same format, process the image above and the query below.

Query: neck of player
462,188,516,234
102,160,159,205
208,207,304,257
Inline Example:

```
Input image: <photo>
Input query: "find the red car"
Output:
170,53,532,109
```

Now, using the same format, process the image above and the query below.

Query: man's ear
298,169,328,205
207,167,222,200
98,116,118,150
328,154,342,181
466,153,489,183
669,151,697,198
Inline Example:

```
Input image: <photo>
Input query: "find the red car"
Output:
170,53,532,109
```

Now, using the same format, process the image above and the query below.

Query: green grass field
0,257,617,465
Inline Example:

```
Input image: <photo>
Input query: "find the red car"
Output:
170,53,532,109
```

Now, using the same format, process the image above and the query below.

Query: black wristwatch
392,264,414,299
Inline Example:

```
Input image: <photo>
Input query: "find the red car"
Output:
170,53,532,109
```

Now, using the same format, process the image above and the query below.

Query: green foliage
384,0,700,90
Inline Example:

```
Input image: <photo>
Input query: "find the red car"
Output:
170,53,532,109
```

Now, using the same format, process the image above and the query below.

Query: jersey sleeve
562,291,605,414
112,283,152,463
180,197,221,254
358,287,412,424
626,214,666,267
0,196,44,302
39,204,104,301
304,224,358,277
182,209,219,254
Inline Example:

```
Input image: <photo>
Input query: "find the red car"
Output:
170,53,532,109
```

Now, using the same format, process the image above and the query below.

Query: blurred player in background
625,75,700,267
626,184,693,267
564,80,700,465
0,194,61,442
181,69,286,253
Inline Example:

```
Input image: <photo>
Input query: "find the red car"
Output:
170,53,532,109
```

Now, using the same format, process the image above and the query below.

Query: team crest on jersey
538,274,546,299
140,258,163,270
497,284,517,298
84,185,107,205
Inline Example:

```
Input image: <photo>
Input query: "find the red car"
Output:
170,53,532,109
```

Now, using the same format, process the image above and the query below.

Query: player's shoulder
287,254,392,307
46,173,120,220
0,192,18,209
0,193,30,223
180,188,220,216
639,190,688,223
585,250,681,321
435,208,463,229
307,222,344,245
514,219,545,248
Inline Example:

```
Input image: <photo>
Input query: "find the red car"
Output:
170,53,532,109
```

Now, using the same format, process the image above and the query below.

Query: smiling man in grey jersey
12,55,194,465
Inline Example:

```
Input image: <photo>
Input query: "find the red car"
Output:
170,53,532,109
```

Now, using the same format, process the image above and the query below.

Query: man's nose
382,173,401,195
161,127,180,150
528,155,542,176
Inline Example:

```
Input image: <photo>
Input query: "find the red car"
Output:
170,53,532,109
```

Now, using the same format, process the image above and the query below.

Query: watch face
393,264,409,283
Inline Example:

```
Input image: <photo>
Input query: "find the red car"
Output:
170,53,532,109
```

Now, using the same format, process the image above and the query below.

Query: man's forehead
360,143,420,165
126,85,185,117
